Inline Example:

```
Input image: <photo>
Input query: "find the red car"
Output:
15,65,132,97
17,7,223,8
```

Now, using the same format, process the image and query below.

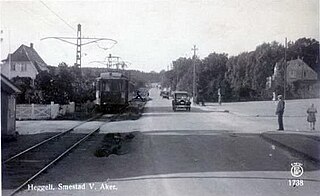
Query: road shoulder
261,131,320,163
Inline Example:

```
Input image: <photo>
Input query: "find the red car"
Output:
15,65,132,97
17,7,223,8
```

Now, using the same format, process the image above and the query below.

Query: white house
1,43,48,80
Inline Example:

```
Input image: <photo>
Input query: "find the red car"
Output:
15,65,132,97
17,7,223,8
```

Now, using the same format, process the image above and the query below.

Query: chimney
30,43,33,48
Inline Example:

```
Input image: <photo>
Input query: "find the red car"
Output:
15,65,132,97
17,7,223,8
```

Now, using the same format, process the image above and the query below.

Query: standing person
307,104,317,130
275,95,285,130
272,92,276,101
218,88,222,105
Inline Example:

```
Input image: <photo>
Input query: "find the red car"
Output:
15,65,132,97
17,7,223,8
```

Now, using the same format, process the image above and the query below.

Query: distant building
266,58,319,98
1,74,21,139
265,76,272,89
272,62,282,80
266,62,282,89
286,58,318,83
1,43,48,80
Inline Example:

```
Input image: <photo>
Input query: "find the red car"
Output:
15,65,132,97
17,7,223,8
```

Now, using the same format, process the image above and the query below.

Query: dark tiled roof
2,44,48,72
288,59,315,72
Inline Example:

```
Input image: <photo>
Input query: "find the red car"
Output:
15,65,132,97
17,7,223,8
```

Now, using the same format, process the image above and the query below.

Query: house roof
1,74,21,94
2,44,48,72
287,58,316,73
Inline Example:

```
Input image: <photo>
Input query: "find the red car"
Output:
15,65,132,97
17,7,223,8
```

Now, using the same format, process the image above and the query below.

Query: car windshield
176,93,188,99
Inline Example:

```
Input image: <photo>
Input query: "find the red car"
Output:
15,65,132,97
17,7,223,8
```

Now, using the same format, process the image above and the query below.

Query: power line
17,4,56,29
39,0,76,32
41,24,118,73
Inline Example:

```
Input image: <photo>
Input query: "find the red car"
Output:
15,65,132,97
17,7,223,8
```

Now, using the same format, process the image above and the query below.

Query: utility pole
89,57,130,70
192,45,198,103
2,30,12,79
1,30,12,79
106,54,121,70
75,24,81,69
41,24,117,75
115,57,120,70
284,37,287,100
9,30,11,79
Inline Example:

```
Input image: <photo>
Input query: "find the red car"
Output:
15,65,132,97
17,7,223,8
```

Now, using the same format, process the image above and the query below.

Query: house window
303,71,306,78
289,70,295,77
10,63,15,71
21,64,27,72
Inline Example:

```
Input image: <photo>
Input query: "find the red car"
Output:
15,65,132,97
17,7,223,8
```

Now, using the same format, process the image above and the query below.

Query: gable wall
1,61,38,79
287,61,318,83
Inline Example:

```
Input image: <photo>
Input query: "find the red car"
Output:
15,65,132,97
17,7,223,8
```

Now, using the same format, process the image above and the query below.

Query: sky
0,0,319,72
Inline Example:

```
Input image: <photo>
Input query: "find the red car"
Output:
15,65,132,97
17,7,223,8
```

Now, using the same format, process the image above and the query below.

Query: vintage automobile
162,91,170,99
160,90,170,99
172,91,191,111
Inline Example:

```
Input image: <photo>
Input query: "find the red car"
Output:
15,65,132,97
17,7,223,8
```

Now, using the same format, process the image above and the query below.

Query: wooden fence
16,102,60,120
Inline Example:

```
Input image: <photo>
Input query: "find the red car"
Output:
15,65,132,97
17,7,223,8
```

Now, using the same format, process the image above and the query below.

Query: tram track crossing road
2,114,103,164
2,109,127,196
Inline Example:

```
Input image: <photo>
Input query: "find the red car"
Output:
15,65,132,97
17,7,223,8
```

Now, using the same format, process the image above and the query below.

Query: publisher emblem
290,162,304,178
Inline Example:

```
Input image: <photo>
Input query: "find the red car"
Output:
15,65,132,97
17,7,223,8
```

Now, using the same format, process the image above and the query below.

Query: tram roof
97,72,128,80
173,91,189,94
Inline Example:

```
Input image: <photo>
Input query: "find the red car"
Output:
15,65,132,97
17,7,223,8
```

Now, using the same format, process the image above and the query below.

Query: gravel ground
195,98,320,117
3,88,319,196
3,89,319,196
12,130,320,196
192,98,320,133
1,133,58,162
16,121,81,135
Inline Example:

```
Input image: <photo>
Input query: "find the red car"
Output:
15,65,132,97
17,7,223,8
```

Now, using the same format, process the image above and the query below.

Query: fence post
31,104,35,119
50,101,54,119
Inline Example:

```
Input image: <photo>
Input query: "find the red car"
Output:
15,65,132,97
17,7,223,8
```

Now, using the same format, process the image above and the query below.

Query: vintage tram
95,72,134,112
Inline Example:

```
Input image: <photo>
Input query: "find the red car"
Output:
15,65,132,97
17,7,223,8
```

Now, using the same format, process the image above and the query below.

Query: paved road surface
11,88,320,196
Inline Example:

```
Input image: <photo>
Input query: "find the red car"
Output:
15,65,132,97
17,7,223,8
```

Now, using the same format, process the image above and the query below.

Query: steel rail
7,106,129,195
3,113,102,164
9,126,101,196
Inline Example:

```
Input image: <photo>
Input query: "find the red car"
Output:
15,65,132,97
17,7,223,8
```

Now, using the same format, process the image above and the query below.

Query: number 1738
288,179,304,187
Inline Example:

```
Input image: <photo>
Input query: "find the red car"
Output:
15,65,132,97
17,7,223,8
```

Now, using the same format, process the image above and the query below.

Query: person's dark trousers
277,112,284,130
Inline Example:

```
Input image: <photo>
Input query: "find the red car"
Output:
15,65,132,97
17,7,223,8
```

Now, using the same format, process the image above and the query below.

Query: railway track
2,108,127,196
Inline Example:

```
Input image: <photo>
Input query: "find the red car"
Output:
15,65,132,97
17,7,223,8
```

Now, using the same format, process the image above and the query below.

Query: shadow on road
144,106,211,113
27,130,320,187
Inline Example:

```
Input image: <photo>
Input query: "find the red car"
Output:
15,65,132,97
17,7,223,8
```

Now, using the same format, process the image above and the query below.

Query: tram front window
102,82,110,92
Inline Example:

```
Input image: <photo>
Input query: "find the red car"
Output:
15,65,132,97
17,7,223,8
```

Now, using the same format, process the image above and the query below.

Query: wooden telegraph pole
284,37,287,100
192,45,198,103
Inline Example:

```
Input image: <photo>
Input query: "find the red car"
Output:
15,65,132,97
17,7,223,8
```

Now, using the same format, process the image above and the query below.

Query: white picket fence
16,102,60,120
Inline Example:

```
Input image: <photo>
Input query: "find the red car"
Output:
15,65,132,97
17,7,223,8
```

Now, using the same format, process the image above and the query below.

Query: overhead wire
39,0,76,32
17,4,57,31
37,1,119,66
95,41,117,50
